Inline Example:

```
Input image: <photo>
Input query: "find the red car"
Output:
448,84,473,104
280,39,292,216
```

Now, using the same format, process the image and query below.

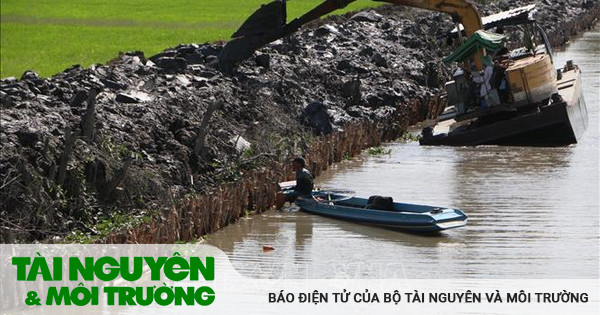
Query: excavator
218,0,587,146
219,0,485,71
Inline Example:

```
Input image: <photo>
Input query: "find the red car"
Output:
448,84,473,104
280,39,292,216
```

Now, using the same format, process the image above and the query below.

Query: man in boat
275,157,314,209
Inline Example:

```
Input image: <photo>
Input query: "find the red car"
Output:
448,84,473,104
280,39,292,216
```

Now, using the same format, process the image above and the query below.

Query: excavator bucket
218,0,357,72
218,1,288,72
232,1,287,38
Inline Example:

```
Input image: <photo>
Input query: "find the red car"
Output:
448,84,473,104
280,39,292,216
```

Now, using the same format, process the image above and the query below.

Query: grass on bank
1,0,376,78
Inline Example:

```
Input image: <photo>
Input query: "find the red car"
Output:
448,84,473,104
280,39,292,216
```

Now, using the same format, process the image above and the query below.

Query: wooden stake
81,89,99,143
194,101,223,158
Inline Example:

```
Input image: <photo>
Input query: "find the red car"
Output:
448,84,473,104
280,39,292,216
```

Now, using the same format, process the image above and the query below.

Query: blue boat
294,191,468,233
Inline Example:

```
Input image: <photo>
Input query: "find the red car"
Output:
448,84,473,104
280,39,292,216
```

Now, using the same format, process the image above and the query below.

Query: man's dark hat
292,157,306,166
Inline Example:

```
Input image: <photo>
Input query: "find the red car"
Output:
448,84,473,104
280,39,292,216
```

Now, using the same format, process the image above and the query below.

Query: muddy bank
102,119,414,243
1,0,598,243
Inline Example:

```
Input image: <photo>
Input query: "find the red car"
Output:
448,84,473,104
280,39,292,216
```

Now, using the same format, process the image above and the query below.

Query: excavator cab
441,5,559,120
443,29,508,115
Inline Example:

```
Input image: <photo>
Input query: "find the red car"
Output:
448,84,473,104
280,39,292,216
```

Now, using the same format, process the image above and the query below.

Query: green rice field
0,0,376,78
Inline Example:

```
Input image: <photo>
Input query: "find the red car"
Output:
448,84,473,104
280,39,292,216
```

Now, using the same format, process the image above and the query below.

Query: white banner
1,244,598,314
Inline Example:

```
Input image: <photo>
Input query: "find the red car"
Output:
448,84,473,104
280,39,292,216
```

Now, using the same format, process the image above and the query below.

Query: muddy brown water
206,25,599,279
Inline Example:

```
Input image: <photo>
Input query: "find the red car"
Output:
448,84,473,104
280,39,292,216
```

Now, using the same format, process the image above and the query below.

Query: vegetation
399,132,421,142
63,210,154,243
1,0,376,78
366,146,392,155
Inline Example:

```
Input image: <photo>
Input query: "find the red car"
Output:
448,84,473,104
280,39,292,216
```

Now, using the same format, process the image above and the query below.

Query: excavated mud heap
0,0,596,241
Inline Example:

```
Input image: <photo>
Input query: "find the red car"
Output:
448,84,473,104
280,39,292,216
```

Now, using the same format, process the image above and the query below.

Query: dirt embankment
1,0,598,243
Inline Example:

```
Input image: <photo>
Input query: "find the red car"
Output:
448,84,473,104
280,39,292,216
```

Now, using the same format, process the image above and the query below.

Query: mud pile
1,0,597,242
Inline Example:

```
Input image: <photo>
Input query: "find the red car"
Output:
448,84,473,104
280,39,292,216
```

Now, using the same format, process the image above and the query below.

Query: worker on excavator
472,55,494,109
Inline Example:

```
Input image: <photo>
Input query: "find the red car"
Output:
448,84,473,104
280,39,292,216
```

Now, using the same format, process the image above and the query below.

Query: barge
420,62,587,146
420,6,588,146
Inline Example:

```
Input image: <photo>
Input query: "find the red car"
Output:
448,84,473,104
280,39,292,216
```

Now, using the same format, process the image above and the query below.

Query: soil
1,0,597,242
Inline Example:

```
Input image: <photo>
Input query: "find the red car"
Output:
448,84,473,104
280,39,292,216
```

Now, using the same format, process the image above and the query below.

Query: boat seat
366,196,394,211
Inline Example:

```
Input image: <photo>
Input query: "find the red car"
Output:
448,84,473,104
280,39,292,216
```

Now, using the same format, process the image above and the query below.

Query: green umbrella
443,30,507,64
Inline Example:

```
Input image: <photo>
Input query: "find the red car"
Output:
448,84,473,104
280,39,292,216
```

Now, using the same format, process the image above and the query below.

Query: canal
206,25,599,279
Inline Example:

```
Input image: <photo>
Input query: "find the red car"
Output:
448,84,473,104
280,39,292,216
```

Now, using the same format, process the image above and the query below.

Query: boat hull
296,196,468,233
420,67,587,146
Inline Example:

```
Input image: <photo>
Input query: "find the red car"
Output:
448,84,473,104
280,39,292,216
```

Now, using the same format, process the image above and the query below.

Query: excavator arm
383,0,482,37
218,0,484,72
